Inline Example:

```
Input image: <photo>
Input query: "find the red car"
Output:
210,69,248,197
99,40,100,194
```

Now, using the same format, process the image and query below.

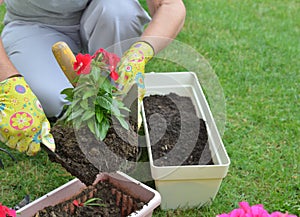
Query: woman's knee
81,0,150,53
95,0,146,23
37,87,70,118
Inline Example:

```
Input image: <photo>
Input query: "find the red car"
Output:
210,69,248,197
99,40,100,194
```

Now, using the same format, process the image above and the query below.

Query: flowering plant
60,48,130,141
0,203,16,217
217,201,297,217
73,198,105,207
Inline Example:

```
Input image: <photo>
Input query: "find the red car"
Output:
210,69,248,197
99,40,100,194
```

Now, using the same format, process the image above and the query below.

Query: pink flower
216,202,297,217
217,215,230,217
217,207,246,217
73,53,92,75
270,212,298,217
239,201,252,212
250,205,270,217
0,203,16,217
230,208,247,217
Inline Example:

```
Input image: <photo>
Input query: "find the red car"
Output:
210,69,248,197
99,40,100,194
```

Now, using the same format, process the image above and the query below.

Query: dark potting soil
143,93,214,166
48,119,139,186
33,178,145,217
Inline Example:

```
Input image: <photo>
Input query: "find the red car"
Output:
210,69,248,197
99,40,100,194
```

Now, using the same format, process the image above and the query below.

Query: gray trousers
1,0,150,117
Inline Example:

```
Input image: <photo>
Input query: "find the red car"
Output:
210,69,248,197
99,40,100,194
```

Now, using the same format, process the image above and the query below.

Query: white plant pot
142,72,230,210
16,171,161,217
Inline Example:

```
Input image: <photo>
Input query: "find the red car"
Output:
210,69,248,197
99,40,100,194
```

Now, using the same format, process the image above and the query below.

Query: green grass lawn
0,0,299,216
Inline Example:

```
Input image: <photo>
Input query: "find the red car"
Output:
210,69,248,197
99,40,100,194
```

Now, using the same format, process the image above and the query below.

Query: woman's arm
0,1,18,80
142,0,186,53
0,38,20,81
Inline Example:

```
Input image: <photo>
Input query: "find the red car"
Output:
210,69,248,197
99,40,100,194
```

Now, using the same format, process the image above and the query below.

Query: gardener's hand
0,76,55,156
117,41,154,128
117,41,154,100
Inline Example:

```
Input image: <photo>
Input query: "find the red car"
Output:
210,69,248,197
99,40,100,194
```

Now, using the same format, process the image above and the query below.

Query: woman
0,0,186,155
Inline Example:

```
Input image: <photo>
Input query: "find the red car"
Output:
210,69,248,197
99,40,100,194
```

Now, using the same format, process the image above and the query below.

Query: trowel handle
52,41,77,87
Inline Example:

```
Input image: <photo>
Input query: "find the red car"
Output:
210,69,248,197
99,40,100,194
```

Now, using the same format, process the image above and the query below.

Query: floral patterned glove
117,41,154,100
0,76,55,156
117,41,154,128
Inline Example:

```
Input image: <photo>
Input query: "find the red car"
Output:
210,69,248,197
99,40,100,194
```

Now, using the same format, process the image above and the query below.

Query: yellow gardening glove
0,76,55,156
117,41,154,128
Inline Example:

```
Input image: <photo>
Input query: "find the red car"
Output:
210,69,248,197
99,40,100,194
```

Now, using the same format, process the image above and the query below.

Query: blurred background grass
0,0,299,216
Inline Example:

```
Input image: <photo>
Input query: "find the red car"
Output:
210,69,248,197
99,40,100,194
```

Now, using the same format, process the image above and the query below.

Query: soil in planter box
48,119,139,186
143,93,214,166
34,178,146,217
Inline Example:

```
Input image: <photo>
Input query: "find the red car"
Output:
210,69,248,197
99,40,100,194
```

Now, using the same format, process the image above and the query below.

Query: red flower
93,48,120,80
104,51,120,81
73,199,84,207
110,70,119,81
73,53,92,75
91,48,105,59
0,203,16,217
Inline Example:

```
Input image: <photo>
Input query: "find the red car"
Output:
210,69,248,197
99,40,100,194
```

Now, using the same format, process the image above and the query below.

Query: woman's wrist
0,38,20,81
0,72,21,82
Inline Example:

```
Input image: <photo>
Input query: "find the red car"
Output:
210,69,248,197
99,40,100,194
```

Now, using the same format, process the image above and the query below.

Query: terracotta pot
16,171,161,217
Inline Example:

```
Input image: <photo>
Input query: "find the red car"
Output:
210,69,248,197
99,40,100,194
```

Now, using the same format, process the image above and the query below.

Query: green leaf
61,88,74,101
59,107,71,122
111,106,121,116
100,78,113,94
96,111,104,123
91,67,100,82
74,83,88,91
94,122,101,139
115,116,129,130
115,100,131,112
82,110,95,121
66,108,85,122
121,106,131,112
104,94,114,105
87,120,95,134
99,119,110,141
61,88,74,97
96,96,113,111
70,98,81,107
84,198,105,207
80,100,90,110
82,90,96,100
73,119,82,130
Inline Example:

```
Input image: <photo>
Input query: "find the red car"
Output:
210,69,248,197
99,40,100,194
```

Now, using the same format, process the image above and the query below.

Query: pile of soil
48,119,138,186
34,178,145,217
143,93,214,166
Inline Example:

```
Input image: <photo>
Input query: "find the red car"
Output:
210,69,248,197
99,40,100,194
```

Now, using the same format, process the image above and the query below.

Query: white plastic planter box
17,171,161,217
142,72,230,210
